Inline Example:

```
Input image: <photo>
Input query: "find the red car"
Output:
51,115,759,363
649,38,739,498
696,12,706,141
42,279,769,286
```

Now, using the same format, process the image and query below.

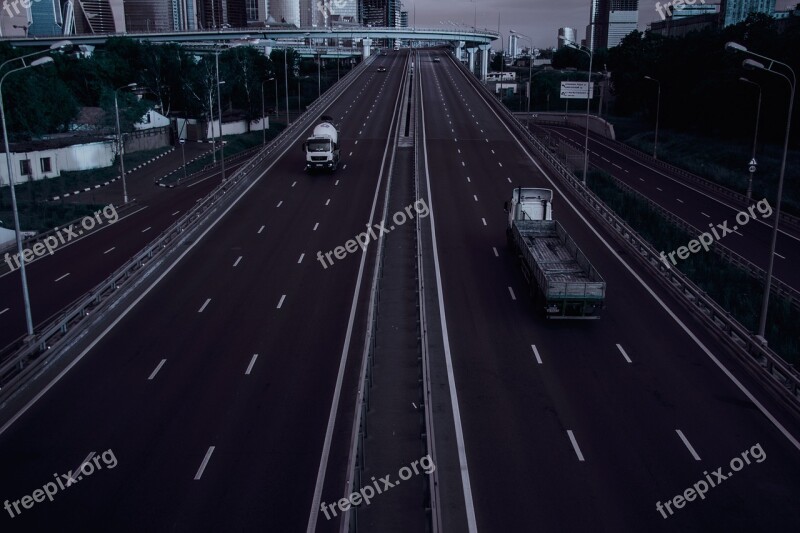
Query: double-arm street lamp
509,30,533,112
566,40,595,185
114,82,138,204
643,76,661,160
1,56,57,336
726,41,796,340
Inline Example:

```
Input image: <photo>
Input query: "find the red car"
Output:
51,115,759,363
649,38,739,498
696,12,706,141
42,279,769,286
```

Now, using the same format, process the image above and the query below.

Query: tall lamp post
1,56,56,336
566,41,594,186
261,78,274,145
726,42,796,341
643,76,661,160
214,51,226,181
739,76,762,203
284,49,290,124
114,82,137,204
510,30,533,113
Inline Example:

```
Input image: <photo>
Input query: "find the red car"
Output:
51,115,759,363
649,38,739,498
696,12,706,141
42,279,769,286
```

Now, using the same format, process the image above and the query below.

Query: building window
19,159,31,176
40,157,52,173
246,0,259,22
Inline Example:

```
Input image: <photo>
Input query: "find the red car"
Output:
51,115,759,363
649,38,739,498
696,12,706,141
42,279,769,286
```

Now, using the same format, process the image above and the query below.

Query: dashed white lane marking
676,429,702,461
313,222,319,231
198,298,211,313
276,200,283,207
298,253,305,264
104,247,115,254
148,359,167,380
612,163,622,169
194,446,215,480
481,218,487,226
466,177,471,183
172,210,181,216
567,430,585,461
142,227,151,233
335,180,339,186
54,273,70,282
676,198,684,204
277,294,286,309
616,344,632,363
233,256,242,267
656,187,663,192
775,252,786,259
245,354,259,375
701,212,710,218
507,177,512,183
292,181,297,187
508,287,516,300
473,195,478,202
531,345,543,364
0,308,8,316
492,247,499,257
325,199,331,206
258,225,265,234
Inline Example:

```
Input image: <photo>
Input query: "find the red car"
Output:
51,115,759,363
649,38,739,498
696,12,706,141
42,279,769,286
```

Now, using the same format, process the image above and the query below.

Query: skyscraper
269,0,300,26
588,0,638,49
721,0,775,26
558,27,577,49
361,0,400,27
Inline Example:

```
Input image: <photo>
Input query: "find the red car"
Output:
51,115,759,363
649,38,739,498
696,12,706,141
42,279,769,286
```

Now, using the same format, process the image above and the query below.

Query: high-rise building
721,0,775,26
557,27,576,49
72,0,126,34
124,0,172,31
588,0,638,49
196,0,247,29
173,0,198,30
362,0,400,27
269,0,300,26
400,9,407,27
245,0,267,24
507,33,519,58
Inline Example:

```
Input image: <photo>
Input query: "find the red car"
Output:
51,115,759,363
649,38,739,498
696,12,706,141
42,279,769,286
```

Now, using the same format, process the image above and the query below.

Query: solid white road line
676,429,702,461
298,253,305,264
277,295,286,309
233,256,242,267
198,298,211,313
508,287,516,300
104,247,115,254
567,430,585,461
148,359,166,380
531,345,543,364
194,446,215,480
54,273,70,282
245,354,259,375
616,343,632,363
419,69,478,533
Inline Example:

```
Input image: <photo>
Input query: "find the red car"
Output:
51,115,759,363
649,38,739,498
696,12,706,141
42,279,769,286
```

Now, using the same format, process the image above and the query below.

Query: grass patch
587,168,799,366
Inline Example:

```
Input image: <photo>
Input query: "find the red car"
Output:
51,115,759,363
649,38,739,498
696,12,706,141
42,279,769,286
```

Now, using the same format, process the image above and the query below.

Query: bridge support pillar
361,38,372,59
453,41,465,61
479,44,491,81
467,47,477,74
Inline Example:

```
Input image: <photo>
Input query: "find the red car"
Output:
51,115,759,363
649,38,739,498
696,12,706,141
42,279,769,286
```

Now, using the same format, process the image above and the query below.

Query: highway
0,52,407,532
417,49,800,531
0,46,798,533
534,124,800,291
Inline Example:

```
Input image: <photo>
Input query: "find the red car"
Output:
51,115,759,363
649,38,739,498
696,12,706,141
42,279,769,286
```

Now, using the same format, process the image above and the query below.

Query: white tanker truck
303,116,340,172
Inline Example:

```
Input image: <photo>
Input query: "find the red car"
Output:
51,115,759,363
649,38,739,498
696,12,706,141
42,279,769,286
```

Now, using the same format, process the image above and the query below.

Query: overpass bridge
2,26,499,78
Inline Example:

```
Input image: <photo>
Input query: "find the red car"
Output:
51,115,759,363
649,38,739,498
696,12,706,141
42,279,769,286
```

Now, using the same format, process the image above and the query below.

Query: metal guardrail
0,54,376,406
535,131,800,312
531,118,800,232
451,54,800,408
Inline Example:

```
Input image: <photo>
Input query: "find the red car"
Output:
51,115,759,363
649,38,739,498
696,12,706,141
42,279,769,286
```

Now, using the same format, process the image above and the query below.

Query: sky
409,0,796,49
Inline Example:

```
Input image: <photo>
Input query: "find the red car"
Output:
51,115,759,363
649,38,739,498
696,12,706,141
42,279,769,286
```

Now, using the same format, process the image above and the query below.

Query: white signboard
560,81,595,99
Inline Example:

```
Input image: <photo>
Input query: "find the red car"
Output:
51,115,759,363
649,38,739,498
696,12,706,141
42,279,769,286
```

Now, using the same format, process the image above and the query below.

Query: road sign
179,139,185,144
749,165,757,173
560,81,595,99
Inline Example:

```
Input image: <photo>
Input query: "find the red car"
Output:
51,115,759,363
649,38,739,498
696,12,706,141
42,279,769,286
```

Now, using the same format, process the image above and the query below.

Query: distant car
433,57,441,62
377,67,387,72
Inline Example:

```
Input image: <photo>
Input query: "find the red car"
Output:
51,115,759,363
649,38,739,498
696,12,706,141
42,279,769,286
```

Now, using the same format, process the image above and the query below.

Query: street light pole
114,82,137,204
643,76,661,160
739,77,762,203
261,79,268,145
1,57,55,336
284,49,290,124
727,42,797,340
510,30,533,113
208,88,216,163
317,52,321,100
567,41,594,185
215,51,225,181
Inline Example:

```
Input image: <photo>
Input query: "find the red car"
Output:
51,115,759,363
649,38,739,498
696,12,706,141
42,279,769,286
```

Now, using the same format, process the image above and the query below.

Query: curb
51,148,175,201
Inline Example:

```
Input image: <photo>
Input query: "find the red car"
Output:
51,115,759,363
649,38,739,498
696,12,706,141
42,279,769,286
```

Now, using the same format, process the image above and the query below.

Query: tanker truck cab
304,116,340,172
